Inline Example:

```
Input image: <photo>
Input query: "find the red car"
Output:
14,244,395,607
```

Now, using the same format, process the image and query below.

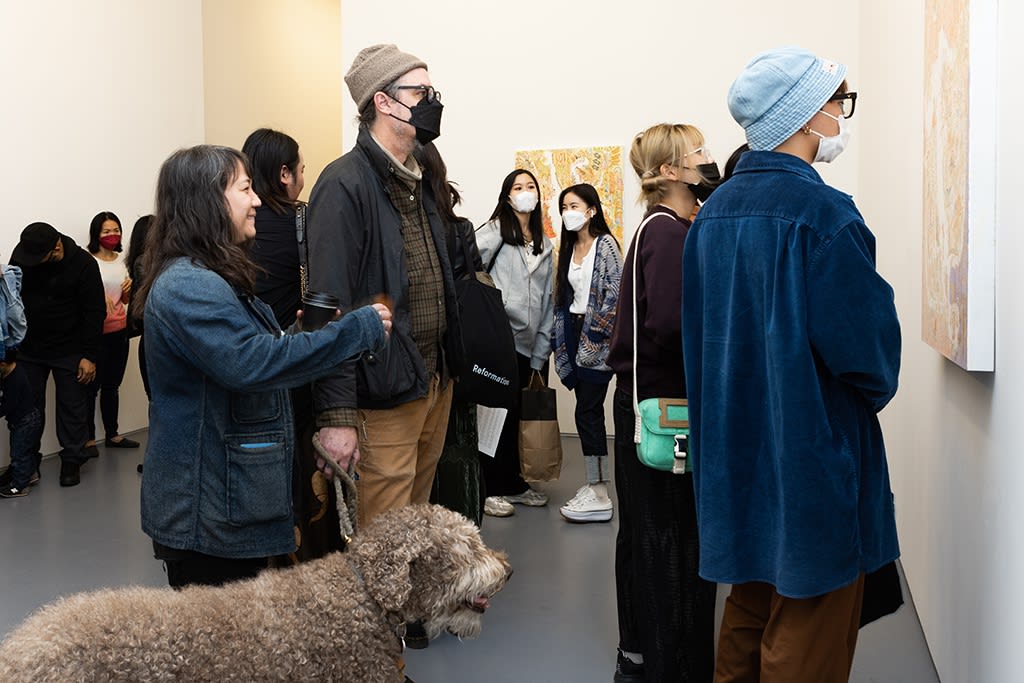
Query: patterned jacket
551,234,622,388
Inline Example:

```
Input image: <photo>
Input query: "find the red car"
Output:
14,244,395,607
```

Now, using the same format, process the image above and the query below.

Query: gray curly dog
0,504,512,682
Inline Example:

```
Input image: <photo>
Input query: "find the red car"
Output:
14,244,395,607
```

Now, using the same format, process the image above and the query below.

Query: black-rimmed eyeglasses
393,85,441,104
828,91,857,119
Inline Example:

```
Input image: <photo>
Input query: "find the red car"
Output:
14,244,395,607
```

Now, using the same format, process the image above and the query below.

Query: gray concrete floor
0,432,939,682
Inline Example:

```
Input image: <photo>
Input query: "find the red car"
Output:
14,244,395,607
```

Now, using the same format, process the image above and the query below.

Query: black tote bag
450,239,518,408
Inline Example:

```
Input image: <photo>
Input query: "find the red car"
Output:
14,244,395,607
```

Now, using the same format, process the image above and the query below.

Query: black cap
11,222,60,267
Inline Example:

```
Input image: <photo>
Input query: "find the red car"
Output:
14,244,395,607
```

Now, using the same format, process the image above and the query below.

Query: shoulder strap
486,238,504,274
295,201,309,296
631,212,673,441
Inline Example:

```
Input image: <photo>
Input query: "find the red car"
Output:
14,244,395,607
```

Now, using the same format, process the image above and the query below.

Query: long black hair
241,128,300,215
487,168,544,255
88,211,122,253
416,141,465,224
125,214,154,279
132,145,258,321
553,183,615,308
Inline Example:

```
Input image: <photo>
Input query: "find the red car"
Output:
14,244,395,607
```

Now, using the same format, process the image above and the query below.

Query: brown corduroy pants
715,574,865,683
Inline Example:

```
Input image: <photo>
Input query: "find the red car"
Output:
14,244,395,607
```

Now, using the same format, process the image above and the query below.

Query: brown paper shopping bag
518,371,562,482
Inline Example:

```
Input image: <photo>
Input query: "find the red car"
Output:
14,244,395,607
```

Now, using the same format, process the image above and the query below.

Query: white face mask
561,210,589,232
810,110,851,164
510,190,538,214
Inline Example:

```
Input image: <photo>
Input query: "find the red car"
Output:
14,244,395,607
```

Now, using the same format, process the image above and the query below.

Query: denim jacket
140,258,384,558
683,151,901,598
0,266,27,360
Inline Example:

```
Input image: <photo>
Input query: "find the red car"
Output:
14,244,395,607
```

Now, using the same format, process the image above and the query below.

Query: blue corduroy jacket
682,151,901,598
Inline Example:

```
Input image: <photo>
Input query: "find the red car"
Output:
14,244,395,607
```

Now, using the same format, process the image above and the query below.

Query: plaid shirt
387,173,446,377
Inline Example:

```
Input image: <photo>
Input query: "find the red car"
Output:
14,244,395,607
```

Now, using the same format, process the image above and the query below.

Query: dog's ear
353,513,434,613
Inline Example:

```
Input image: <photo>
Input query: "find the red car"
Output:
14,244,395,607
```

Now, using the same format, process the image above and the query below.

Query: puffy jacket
140,258,384,558
0,265,26,359
306,127,460,413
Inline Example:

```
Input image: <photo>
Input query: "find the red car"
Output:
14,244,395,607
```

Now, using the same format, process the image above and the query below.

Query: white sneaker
560,484,613,522
503,487,549,507
484,496,514,517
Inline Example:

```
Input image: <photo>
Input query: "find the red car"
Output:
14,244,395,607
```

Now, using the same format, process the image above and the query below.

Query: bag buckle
673,434,688,474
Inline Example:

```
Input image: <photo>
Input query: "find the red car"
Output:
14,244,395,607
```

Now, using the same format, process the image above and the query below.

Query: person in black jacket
306,44,459,533
9,222,105,487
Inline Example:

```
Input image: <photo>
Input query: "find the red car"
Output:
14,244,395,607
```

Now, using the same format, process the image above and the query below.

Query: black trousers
479,353,548,498
164,554,268,588
613,388,716,682
86,330,130,440
573,379,609,456
19,353,89,465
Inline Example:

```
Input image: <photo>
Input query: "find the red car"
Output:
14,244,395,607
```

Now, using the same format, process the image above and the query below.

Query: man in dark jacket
306,44,458,535
10,222,105,487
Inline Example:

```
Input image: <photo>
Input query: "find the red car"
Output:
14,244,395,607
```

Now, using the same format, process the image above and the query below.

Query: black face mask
389,97,444,145
687,161,722,202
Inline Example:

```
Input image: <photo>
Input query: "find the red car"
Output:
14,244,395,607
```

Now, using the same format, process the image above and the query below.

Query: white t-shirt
567,240,596,314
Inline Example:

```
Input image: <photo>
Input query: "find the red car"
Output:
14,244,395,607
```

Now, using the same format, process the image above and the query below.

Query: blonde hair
629,123,705,208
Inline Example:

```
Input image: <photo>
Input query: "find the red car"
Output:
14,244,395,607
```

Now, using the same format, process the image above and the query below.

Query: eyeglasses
393,85,441,104
681,146,713,168
827,91,857,119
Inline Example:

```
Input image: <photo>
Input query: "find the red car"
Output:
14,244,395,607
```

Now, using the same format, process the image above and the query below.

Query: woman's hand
121,276,132,303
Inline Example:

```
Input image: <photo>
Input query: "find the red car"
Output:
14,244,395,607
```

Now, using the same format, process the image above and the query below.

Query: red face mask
99,235,121,251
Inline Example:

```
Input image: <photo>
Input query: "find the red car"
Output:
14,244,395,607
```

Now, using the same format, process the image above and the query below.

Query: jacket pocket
224,432,291,527
230,391,283,424
356,328,421,402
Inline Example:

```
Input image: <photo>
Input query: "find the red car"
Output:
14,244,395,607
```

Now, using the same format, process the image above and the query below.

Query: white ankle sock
590,482,609,500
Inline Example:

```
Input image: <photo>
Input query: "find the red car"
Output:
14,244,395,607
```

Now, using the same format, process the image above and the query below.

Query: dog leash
311,432,359,544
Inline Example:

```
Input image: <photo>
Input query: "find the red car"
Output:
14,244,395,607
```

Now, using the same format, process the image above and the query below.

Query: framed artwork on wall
513,146,624,245
921,0,997,371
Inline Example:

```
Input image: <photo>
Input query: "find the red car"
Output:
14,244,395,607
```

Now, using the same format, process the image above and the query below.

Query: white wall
861,0,1021,680
340,1,860,436
202,0,342,200
0,1,205,463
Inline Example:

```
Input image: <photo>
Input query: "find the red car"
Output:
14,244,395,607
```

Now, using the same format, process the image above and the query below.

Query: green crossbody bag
636,398,690,473
630,213,691,474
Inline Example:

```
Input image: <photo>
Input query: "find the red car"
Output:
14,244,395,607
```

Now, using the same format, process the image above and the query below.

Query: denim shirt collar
732,150,825,185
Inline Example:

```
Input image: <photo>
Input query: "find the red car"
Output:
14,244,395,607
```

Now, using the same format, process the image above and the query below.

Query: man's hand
316,426,360,479
77,358,97,384
371,302,392,337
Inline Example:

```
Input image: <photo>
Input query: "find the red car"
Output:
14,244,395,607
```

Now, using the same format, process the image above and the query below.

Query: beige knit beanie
344,44,428,111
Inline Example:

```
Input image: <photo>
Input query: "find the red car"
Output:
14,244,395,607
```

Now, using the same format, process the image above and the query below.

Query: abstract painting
514,146,624,244
921,0,996,370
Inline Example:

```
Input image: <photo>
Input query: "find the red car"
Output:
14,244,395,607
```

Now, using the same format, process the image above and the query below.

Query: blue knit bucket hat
728,46,847,151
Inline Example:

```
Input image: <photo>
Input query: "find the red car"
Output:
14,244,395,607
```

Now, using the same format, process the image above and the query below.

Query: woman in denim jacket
549,183,621,523
134,145,391,588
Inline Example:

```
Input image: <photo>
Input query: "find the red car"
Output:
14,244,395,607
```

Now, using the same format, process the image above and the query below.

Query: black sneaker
614,650,645,682
0,485,29,498
0,469,38,488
